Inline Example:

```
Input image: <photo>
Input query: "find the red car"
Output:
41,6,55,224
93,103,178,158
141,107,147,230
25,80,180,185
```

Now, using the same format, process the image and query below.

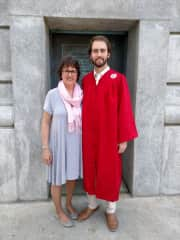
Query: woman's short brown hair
57,56,81,81
88,35,112,55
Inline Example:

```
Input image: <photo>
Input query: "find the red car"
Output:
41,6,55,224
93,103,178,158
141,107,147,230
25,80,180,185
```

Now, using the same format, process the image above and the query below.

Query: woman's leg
51,184,70,222
66,180,77,213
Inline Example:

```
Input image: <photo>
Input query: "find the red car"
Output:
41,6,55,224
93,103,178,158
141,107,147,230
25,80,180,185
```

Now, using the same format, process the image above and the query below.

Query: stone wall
161,33,180,195
10,16,50,200
160,0,180,195
0,0,17,201
0,0,180,201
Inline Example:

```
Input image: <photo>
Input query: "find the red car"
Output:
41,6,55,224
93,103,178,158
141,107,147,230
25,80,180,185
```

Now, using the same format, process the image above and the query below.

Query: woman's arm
41,111,52,165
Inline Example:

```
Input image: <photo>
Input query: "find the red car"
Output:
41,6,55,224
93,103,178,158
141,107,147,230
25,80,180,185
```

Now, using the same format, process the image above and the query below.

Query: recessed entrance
49,31,129,194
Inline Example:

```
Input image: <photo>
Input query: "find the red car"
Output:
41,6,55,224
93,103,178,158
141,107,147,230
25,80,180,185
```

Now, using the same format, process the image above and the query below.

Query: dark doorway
50,33,128,88
49,32,129,194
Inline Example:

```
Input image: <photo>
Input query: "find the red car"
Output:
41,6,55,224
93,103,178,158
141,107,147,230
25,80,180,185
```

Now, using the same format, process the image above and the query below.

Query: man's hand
118,142,127,154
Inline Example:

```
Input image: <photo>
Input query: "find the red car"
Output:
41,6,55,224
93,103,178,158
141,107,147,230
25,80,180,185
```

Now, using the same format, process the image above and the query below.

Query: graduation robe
82,69,138,201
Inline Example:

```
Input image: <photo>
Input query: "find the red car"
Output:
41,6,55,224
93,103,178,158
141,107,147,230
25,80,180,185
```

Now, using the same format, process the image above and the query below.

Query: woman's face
61,65,78,88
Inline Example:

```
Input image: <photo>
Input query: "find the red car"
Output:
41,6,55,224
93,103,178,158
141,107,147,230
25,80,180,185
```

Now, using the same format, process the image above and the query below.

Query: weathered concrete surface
10,16,50,200
166,85,180,106
0,128,17,202
0,82,13,105
123,22,139,193
167,34,180,83
165,85,180,124
165,106,180,124
0,0,9,26
161,127,180,195
171,0,180,31
9,0,173,19
0,72,11,82
0,0,178,203
0,195,180,240
0,106,13,126
134,21,169,196
0,28,11,72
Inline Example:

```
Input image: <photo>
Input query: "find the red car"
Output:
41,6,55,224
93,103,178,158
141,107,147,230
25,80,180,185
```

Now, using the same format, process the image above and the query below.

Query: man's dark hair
88,35,112,55
57,56,80,81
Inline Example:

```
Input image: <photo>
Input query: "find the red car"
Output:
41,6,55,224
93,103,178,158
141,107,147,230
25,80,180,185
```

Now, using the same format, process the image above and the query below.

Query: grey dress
43,87,82,185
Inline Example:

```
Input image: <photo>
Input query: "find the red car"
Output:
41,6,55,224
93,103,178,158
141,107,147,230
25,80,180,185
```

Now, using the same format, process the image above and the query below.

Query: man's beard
91,57,108,68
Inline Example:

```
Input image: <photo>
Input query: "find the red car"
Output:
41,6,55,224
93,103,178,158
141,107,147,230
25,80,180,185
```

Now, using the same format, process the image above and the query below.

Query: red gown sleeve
117,74,138,143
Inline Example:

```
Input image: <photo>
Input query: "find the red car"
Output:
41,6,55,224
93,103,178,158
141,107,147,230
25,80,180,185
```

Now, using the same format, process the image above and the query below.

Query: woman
41,56,82,227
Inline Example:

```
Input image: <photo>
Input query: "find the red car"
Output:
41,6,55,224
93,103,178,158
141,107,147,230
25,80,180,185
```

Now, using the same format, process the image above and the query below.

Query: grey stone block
165,106,180,124
0,0,9,26
161,127,180,194
170,18,180,32
9,0,133,17
173,0,180,18
167,34,180,83
134,0,172,18
0,28,11,72
40,0,134,18
0,128,17,202
10,16,50,200
0,71,12,82
0,0,8,15
171,0,180,31
0,15,10,27
0,106,14,126
123,23,139,193
133,21,169,196
0,82,13,105
166,85,180,105
165,85,180,124
9,0,40,16
9,0,172,19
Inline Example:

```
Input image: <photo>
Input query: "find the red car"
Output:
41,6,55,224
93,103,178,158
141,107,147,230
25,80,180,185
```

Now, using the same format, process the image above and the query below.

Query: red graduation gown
82,69,138,201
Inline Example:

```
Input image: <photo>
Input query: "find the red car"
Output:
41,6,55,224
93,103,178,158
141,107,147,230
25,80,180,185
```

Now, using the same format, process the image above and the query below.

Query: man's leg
105,201,119,231
87,194,99,209
106,201,117,214
78,194,99,221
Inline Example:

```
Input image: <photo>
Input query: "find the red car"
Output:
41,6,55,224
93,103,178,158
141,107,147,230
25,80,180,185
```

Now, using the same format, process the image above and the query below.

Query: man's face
90,41,110,68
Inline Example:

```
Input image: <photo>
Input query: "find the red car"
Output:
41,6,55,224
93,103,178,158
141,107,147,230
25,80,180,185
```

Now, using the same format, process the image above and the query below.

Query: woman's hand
42,148,52,165
118,142,127,154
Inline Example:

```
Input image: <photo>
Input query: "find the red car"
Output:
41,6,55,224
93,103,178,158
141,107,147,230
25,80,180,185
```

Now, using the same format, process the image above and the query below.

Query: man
78,35,138,231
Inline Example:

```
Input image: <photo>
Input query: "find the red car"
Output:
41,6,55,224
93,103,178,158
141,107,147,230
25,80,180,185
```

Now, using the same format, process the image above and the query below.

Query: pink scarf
58,81,83,132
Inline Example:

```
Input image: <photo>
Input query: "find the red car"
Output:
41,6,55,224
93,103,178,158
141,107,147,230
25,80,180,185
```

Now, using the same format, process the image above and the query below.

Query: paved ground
0,194,180,240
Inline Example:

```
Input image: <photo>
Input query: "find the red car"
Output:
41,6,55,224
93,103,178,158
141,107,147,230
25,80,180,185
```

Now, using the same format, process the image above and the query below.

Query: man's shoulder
83,71,93,79
82,71,93,86
108,69,125,79
107,69,126,85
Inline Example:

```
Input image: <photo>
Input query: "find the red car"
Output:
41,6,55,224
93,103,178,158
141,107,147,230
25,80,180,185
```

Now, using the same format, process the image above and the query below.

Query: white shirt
94,66,110,85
